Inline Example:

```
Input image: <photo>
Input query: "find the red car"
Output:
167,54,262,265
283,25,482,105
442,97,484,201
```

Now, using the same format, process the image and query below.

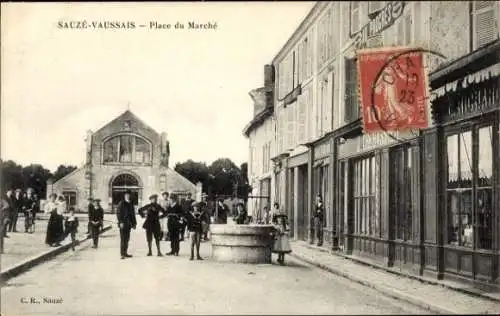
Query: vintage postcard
1,1,500,315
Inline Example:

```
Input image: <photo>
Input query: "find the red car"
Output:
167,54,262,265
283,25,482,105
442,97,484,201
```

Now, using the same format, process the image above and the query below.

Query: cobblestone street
1,219,430,315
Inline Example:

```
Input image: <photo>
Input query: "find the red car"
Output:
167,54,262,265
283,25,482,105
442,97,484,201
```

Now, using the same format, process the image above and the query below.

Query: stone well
210,224,275,264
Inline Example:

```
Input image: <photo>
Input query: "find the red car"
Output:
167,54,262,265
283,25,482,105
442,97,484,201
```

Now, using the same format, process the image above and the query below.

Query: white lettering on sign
362,130,416,149
353,1,406,49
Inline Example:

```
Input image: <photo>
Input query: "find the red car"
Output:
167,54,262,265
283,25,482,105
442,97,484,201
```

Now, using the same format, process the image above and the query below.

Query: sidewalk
1,214,115,272
290,241,500,314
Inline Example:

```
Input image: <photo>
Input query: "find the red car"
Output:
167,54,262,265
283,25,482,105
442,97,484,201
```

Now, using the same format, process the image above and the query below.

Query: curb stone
290,251,455,315
297,242,500,304
0,225,112,285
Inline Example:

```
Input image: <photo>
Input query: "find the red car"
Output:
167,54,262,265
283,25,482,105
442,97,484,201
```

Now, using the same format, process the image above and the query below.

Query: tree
174,160,210,191
52,165,77,182
0,160,53,198
237,162,252,202
208,158,241,197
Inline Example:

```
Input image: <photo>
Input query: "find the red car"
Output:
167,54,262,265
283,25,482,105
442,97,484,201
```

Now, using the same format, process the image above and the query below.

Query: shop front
424,40,500,287
287,151,309,242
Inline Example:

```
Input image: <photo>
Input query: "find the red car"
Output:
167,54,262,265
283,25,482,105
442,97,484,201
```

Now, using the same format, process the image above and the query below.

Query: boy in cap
138,194,166,256
185,202,204,260
64,207,79,251
89,198,104,248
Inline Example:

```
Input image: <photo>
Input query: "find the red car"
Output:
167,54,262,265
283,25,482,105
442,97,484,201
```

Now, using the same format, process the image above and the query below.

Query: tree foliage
0,160,55,198
174,158,251,200
53,165,78,182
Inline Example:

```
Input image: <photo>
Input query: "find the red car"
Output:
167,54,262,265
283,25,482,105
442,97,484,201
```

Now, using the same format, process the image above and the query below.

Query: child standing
64,207,79,251
186,202,204,261
272,213,292,265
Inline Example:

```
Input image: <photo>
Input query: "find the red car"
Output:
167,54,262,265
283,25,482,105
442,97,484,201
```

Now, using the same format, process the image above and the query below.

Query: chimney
264,64,275,88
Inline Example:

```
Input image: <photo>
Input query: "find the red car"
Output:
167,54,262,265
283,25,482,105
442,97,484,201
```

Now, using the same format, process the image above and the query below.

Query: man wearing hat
116,190,137,259
165,193,183,256
89,198,104,248
180,192,195,241
138,194,166,256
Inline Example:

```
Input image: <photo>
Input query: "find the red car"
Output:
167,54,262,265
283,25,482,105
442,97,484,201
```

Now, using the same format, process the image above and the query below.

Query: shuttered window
472,1,498,50
344,58,360,123
286,105,295,150
297,92,307,144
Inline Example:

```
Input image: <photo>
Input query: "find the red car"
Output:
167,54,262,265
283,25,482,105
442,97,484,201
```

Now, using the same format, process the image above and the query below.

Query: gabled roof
94,110,159,136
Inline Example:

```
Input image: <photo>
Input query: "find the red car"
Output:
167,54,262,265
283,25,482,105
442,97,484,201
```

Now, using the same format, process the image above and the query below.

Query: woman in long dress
44,194,65,246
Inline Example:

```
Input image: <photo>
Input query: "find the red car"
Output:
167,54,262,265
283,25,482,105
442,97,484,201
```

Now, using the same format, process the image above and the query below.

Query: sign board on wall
338,129,417,158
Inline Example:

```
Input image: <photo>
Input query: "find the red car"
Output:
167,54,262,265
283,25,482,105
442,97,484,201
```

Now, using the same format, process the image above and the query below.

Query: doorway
297,164,309,241
110,173,142,212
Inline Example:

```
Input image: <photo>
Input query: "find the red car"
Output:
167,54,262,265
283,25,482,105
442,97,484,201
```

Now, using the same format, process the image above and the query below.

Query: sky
1,2,315,173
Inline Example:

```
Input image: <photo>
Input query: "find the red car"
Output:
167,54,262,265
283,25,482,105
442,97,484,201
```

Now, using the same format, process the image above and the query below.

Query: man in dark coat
3,190,14,238
138,194,166,257
180,193,194,241
87,198,95,235
116,190,137,259
9,189,23,232
24,189,38,233
165,193,183,256
215,199,229,224
89,198,104,248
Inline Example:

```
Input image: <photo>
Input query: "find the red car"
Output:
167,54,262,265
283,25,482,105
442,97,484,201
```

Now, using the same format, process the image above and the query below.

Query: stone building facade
47,110,196,212
244,1,500,288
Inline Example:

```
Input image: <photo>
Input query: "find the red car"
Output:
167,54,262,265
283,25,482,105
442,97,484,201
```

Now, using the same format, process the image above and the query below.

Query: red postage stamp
357,46,430,134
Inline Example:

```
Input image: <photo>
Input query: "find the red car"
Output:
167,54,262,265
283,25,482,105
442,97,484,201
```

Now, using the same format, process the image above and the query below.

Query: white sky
1,2,315,172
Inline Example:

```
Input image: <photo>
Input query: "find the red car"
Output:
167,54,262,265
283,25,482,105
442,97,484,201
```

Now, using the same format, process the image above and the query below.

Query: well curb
0,225,112,285
289,250,455,314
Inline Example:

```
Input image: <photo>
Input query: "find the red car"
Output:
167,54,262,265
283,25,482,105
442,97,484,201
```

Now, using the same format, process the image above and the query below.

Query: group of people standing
1,188,39,237
44,193,84,250
116,191,209,260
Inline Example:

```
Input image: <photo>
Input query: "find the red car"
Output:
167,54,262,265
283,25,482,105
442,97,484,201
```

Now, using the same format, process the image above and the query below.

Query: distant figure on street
45,193,64,247
272,213,292,265
3,190,14,238
311,194,324,247
117,190,137,259
0,198,10,253
165,193,183,256
24,189,37,233
138,194,166,257
199,194,211,241
234,202,248,225
87,198,95,235
185,202,204,260
215,199,229,224
180,193,195,241
160,192,170,241
10,189,23,232
89,198,104,248
263,205,271,224
64,207,79,251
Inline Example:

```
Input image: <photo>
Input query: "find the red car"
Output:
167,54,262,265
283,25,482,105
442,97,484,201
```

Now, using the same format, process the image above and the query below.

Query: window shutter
297,93,307,144
474,4,497,49
344,58,359,122
286,105,295,149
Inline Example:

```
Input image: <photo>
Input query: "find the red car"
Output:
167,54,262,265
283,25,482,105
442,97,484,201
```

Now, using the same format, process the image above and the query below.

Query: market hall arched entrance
110,173,142,212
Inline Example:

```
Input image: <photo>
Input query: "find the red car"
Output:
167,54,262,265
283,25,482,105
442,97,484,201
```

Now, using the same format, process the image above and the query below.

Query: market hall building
47,110,196,212
244,1,499,289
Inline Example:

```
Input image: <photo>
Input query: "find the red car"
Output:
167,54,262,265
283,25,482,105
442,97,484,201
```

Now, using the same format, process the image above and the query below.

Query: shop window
315,164,330,228
471,1,498,50
390,145,413,241
446,125,494,249
353,155,376,236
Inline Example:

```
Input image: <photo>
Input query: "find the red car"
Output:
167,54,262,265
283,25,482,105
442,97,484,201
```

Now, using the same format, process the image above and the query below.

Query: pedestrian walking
215,199,229,224
89,198,104,248
200,194,211,241
165,193,183,256
87,198,95,235
10,189,23,232
185,202,204,260
160,192,170,241
3,190,14,238
180,193,194,241
138,194,166,257
311,194,324,246
272,213,292,265
24,189,37,233
44,193,64,247
116,190,137,259
64,207,79,251
233,202,248,225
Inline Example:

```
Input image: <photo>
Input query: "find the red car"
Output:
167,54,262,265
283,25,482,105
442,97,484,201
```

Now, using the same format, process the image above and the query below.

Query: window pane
447,134,458,185
104,137,119,163
459,131,473,186
447,190,460,245
120,135,133,162
135,137,151,163
478,126,493,186
461,190,473,247
477,188,493,249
